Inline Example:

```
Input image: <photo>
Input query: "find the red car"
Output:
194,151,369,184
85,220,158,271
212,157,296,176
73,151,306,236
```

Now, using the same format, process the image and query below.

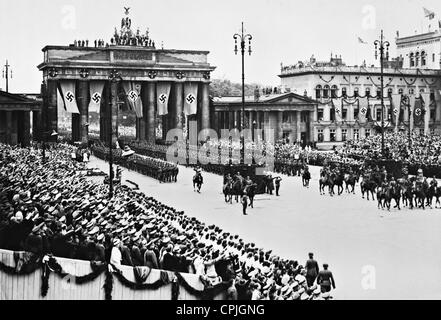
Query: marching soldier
317,263,336,293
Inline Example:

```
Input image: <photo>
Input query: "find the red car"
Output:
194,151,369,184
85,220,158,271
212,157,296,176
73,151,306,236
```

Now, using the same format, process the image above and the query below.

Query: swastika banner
58,81,80,114
89,81,105,113
332,98,342,122
156,82,171,116
123,82,143,118
358,97,369,122
391,94,402,126
184,83,198,115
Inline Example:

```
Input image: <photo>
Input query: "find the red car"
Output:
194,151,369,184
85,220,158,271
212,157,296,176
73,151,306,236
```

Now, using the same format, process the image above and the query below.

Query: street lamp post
108,69,123,199
374,30,390,158
234,22,252,164
41,130,58,161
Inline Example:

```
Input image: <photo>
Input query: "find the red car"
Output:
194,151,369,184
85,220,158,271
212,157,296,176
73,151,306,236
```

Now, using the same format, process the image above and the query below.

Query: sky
1,0,441,93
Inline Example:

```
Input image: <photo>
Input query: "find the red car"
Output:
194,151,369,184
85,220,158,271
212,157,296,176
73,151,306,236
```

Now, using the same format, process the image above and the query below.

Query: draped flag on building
183,83,198,115
156,82,171,116
89,81,105,113
123,82,143,118
58,81,80,114
358,97,369,122
421,92,431,134
413,97,423,124
332,98,342,122
391,94,402,126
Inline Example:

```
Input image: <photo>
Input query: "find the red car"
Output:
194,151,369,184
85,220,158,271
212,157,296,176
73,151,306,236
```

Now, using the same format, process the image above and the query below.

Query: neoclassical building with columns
212,92,317,145
279,55,441,149
37,10,215,145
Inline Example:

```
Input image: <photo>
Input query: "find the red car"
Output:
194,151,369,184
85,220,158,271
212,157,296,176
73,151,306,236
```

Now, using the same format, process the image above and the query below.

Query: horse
360,176,376,201
377,185,393,211
302,170,311,188
413,180,428,209
193,172,203,193
344,173,358,194
401,182,414,209
223,181,233,203
332,172,344,196
390,183,402,210
434,186,441,208
319,174,329,195
231,178,244,203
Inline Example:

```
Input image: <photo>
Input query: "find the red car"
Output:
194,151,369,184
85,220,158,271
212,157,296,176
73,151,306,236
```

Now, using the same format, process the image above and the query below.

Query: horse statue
193,171,203,193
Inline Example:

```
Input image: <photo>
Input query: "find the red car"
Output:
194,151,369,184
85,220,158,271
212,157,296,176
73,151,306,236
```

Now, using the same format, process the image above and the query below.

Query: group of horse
318,168,360,197
222,177,257,208
360,174,441,211
318,165,441,211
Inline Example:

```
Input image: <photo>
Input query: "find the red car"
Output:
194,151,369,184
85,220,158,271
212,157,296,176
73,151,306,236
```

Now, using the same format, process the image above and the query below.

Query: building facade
212,92,317,145
37,9,215,144
0,91,41,146
279,55,441,149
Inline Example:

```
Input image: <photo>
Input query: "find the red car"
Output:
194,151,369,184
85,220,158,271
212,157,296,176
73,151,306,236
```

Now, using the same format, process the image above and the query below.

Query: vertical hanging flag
413,97,423,124
391,94,402,126
332,98,342,122
156,82,171,116
420,92,431,134
123,82,143,118
58,81,80,114
183,82,198,115
358,97,369,122
89,81,105,113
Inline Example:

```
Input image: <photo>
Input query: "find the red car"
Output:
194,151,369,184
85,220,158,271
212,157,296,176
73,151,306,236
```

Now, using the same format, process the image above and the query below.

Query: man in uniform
305,252,319,287
317,263,336,293
274,177,282,196
241,192,249,216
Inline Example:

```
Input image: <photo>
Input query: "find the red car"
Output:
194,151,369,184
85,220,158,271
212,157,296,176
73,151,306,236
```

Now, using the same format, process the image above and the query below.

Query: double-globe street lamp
374,29,390,158
234,22,252,165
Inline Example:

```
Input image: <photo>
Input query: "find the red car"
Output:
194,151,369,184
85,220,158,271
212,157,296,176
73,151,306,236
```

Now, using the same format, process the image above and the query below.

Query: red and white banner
123,82,143,118
183,83,198,115
58,81,80,114
156,82,171,116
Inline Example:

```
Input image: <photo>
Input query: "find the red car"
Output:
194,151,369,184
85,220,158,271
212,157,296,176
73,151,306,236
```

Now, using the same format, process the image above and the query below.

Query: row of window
317,107,437,122
317,128,364,142
317,128,436,142
408,51,437,67
315,85,436,100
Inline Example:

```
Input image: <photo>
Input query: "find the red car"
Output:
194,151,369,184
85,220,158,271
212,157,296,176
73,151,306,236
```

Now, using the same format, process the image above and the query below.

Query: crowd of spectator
0,143,334,300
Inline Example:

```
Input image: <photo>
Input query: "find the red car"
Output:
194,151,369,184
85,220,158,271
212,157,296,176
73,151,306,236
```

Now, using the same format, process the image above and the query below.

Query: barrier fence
0,249,226,300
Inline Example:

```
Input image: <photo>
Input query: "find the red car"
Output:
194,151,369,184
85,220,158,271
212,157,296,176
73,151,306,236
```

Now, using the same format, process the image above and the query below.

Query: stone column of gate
77,80,89,143
200,82,210,130
110,80,119,145
277,111,283,140
409,105,414,133
296,111,301,142
143,82,156,143
172,82,183,131
99,83,108,143
22,111,31,147
32,110,41,141
5,111,12,144
47,80,58,142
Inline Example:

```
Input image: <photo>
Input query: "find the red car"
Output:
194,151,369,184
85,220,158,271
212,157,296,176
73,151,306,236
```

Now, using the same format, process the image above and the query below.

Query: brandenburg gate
38,9,215,144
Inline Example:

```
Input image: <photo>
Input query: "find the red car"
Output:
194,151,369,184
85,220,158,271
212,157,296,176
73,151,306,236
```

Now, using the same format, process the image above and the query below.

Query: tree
209,79,262,97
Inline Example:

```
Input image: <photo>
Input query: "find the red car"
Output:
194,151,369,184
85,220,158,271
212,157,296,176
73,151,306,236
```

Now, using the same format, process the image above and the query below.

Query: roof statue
112,7,156,48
